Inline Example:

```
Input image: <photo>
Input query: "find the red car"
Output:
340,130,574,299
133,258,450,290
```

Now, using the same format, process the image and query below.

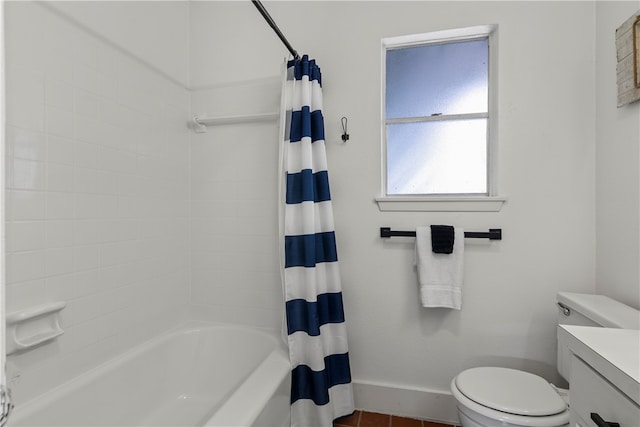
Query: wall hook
341,117,349,142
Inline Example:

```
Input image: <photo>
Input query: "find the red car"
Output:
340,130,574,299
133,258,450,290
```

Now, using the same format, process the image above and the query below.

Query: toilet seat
451,368,570,427
455,367,567,416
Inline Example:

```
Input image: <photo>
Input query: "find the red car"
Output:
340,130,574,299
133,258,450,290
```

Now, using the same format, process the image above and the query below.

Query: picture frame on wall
636,16,640,89
616,10,640,107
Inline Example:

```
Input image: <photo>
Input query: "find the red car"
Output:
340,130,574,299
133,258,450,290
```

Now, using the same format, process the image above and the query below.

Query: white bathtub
8,322,291,427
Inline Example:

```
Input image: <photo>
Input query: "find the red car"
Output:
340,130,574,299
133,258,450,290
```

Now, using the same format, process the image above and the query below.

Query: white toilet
450,292,640,427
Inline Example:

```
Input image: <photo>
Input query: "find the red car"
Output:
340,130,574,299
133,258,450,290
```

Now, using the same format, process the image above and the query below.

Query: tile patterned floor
333,410,457,427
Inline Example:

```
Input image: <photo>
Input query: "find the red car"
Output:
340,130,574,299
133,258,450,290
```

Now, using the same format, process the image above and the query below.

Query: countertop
558,325,640,405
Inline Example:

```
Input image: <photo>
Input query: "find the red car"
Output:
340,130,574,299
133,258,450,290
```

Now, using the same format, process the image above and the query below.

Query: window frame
378,25,505,212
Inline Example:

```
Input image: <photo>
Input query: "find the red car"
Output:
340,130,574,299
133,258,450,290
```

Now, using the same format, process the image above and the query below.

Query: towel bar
380,227,502,240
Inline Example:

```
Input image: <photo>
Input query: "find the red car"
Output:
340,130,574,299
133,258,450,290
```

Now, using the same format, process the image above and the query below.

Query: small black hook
341,117,349,142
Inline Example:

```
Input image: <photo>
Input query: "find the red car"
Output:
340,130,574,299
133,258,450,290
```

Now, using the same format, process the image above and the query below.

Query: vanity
558,325,640,427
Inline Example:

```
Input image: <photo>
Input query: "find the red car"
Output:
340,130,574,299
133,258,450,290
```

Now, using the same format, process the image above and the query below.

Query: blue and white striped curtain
280,55,355,427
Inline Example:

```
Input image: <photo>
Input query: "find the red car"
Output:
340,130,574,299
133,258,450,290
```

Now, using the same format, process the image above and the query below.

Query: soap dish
6,302,67,355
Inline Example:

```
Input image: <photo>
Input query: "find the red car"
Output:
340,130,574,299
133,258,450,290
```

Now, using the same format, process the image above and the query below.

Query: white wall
595,1,640,310
189,1,284,88
4,1,190,404
189,79,284,328
1,0,7,391
189,1,597,419
46,0,190,87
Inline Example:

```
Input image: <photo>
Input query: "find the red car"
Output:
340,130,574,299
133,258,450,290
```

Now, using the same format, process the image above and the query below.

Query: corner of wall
353,381,458,425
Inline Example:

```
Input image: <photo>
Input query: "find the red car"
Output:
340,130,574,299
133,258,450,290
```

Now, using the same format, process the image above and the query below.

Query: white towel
415,226,464,309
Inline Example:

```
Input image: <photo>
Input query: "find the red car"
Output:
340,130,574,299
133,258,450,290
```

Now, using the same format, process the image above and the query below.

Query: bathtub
8,322,291,427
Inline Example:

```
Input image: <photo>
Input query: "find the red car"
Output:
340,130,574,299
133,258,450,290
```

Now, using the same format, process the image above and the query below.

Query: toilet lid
455,367,567,417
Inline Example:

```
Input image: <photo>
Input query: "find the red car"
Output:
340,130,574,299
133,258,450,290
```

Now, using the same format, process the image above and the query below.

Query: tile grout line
336,410,454,427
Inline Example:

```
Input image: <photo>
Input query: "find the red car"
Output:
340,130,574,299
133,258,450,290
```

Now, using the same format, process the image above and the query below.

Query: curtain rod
251,0,300,61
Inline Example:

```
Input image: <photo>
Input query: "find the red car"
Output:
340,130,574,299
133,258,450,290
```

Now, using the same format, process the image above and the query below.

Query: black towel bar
380,227,502,240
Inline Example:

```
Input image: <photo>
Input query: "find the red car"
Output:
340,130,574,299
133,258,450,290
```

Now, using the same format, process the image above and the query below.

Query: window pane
386,119,487,195
386,38,488,118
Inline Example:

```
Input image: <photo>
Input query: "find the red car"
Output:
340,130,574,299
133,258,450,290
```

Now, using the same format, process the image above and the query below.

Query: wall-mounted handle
557,302,571,316
591,412,620,427
0,384,13,427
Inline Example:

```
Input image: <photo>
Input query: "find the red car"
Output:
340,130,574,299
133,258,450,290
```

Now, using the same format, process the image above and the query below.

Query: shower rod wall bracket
191,116,207,133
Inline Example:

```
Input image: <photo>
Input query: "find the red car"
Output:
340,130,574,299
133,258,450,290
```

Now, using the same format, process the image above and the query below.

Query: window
379,26,504,211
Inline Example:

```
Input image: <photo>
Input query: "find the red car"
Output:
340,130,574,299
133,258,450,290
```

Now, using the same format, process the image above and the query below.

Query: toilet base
457,406,491,427
451,375,570,427
456,403,569,427
457,404,514,427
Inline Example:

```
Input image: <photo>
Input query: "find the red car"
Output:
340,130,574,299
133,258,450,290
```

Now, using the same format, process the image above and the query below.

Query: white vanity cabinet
557,326,640,427
571,356,639,427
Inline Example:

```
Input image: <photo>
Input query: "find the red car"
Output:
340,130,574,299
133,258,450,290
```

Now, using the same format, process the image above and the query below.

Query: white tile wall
189,82,283,329
4,1,190,404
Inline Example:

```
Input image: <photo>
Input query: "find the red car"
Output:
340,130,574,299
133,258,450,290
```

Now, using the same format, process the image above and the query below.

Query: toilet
450,292,640,427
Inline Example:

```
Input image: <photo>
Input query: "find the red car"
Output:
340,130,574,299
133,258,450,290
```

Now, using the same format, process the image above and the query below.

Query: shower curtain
280,55,354,427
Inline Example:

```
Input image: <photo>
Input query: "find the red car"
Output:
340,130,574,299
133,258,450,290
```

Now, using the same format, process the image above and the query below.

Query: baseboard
352,380,459,425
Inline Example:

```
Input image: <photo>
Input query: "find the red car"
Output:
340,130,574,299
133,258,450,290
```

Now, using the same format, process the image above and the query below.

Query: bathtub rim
8,320,289,426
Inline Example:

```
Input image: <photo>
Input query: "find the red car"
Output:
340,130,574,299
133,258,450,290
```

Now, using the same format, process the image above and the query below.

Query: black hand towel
430,225,455,254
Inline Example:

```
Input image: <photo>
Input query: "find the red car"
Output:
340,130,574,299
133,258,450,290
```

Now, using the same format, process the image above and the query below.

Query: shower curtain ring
341,117,349,142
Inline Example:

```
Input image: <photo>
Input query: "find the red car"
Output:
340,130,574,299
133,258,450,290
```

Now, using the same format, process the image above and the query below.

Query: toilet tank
556,292,640,381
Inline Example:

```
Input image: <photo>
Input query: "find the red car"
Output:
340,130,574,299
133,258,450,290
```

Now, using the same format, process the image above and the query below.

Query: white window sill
375,196,506,212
